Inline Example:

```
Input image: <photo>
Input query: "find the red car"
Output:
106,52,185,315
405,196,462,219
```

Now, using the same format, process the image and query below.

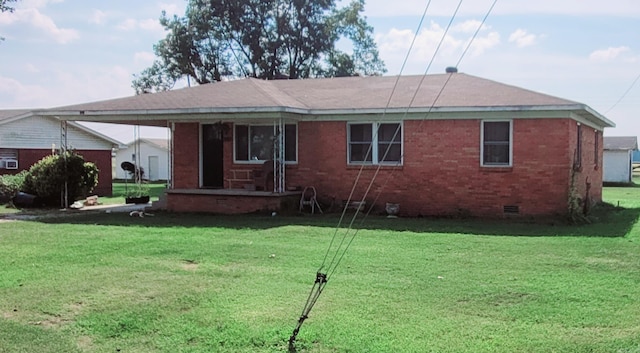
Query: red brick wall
170,118,604,217
284,118,585,217
568,122,603,211
5,149,113,196
167,191,299,214
173,123,200,188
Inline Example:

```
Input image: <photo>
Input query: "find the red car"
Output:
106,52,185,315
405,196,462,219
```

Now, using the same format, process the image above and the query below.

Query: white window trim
347,122,403,165
233,123,298,164
480,119,513,167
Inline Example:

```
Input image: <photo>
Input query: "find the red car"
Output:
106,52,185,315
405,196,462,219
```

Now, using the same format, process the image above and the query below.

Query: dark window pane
484,121,509,142
235,125,249,160
483,144,509,164
379,143,401,162
250,126,273,161
350,143,373,162
350,124,372,143
285,124,297,162
378,123,401,143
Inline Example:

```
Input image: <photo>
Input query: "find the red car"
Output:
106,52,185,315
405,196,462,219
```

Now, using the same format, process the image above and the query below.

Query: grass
0,185,639,352
99,181,168,205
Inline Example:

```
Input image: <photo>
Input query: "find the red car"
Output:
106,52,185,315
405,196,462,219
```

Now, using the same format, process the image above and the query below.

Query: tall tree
132,0,385,93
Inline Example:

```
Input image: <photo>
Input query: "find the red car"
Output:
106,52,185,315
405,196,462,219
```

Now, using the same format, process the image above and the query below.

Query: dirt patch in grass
181,259,199,271
76,335,94,350
32,315,72,329
3,309,17,319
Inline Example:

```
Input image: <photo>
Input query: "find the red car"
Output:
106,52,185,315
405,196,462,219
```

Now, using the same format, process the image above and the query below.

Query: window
348,122,402,164
481,120,511,166
234,124,297,162
0,149,18,170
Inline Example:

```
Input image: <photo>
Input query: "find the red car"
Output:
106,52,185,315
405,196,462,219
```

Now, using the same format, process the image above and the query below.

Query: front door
202,124,224,188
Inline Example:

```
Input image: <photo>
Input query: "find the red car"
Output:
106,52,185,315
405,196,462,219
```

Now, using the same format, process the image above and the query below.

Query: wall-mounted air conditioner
5,159,18,170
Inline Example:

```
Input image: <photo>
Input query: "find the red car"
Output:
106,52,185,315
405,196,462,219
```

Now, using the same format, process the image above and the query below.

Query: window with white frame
234,124,297,162
481,120,512,166
348,122,402,164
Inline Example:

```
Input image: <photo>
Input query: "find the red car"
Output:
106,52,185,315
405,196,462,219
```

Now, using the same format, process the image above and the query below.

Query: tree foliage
0,0,17,13
132,0,386,93
0,0,18,42
22,151,99,206
0,171,27,204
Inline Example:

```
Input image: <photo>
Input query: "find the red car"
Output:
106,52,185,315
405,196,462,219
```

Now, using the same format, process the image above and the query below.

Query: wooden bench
226,169,254,189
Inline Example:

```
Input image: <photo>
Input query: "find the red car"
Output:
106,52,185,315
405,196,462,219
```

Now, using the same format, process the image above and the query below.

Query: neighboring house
40,72,615,217
603,136,637,183
115,138,170,181
0,109,123,196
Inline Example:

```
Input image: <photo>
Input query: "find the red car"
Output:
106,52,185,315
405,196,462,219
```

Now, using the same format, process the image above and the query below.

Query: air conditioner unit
0,160,5,169
5,159,18,170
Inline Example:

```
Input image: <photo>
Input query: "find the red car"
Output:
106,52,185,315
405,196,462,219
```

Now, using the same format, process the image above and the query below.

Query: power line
288,1,435,351
327,0,498,284
604,71,640,115
287,0,500,350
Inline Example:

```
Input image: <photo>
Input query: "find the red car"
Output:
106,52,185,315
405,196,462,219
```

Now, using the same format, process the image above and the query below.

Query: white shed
115,138,170,182
603,136,638,183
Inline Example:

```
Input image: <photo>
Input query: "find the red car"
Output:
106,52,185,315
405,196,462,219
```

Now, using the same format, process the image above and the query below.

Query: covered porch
47,109,306,214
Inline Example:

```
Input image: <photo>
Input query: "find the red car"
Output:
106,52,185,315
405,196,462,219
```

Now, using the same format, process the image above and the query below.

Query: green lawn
0,186,639,352
100,182,168,205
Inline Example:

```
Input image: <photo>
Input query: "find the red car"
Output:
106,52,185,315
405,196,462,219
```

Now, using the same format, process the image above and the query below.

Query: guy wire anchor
288,272,328,352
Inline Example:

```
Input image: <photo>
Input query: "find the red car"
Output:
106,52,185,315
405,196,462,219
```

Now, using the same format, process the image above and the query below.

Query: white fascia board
40,106,308,119
301,107,580,122
38,103,614,130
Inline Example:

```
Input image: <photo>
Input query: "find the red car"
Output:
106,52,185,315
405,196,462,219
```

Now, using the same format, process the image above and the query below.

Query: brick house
0,110,123,196
40,72,614,217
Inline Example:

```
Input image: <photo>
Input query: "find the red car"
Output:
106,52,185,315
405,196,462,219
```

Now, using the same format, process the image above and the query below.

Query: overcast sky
1,0,638,143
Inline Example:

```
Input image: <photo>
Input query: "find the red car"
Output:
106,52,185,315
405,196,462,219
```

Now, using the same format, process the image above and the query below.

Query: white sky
0,0,638,143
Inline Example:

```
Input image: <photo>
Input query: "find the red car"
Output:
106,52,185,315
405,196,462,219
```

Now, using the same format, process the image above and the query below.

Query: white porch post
60,119,69,208
273,118,286,193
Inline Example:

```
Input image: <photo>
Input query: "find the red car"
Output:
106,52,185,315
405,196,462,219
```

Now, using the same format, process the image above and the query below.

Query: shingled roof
40,73,614,128
604,136,638,151
51,73,579,111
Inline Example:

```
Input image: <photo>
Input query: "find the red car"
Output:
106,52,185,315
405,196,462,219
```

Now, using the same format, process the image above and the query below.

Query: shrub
0,171,27,204
22,151,99,206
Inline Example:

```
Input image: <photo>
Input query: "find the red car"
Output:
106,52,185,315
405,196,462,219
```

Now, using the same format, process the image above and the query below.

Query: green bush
0,171,27,204
22,151,99,206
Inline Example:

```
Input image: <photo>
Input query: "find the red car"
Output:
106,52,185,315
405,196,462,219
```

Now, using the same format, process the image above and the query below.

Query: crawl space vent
503,205,520,214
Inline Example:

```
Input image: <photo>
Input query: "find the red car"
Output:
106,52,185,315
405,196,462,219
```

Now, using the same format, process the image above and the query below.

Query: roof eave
38,103,615,129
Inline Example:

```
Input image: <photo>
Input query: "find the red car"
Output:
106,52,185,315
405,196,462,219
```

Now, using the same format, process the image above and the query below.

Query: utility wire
318,0,433,273
288,0,501,350
288,2,434,351
326,0,469,283
604,71,640,115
